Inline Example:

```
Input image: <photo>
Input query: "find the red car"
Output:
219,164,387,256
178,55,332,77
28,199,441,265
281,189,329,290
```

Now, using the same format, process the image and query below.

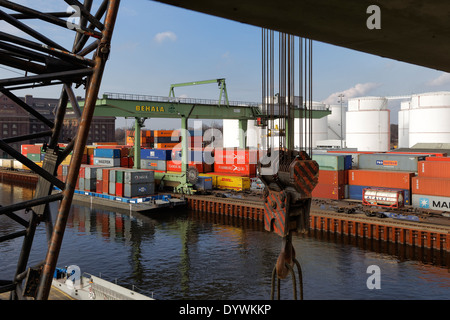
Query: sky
2,0,450,128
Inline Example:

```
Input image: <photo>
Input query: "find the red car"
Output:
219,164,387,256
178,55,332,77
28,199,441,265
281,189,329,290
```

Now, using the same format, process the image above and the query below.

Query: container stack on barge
0,136,449,251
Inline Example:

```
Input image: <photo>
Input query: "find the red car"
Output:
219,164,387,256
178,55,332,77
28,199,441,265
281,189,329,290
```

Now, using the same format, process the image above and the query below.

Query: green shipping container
116,169,124,183
27,153,41,162
312,154,345,171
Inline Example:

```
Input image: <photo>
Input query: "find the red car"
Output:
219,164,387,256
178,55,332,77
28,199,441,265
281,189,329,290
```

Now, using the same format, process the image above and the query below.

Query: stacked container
346,153,419,204
123,169,155,197
93,148,121,167
213,148,258,177
412,160,450,211
311,154,350,199
154,130,180,149
140,148,171,172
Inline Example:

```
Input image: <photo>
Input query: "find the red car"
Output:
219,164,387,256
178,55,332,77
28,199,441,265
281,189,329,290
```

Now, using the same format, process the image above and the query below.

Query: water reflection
1,182,449,300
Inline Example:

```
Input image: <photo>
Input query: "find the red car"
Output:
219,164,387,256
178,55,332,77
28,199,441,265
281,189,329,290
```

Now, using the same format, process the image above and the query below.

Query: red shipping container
214,148,258,164
128,157,134,168
89,154,94,165
96,180,103,194
21,144,41,155
318,170,347,185
79,166,85,179
347,169,414,190
418,160,450,178
120,157,128,167
167,161,204,173
116,182,123,197
388,151,447,157
312,184,345,200
214,163,257,176
412,176,450,197
102,168,110,194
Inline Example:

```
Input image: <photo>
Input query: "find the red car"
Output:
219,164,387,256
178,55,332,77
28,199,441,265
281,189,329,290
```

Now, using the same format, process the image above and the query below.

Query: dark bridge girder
155,0,450,73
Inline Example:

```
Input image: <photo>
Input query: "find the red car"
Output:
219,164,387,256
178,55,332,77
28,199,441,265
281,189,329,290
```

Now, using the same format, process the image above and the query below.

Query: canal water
0,182,449,300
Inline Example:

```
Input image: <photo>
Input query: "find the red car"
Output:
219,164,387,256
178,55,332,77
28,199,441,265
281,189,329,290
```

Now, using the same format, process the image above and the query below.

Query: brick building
0,93,115,157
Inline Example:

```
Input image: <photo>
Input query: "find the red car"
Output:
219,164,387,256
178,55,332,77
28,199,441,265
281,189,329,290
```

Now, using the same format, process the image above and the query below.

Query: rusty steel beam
36,0,121,300
0,0,120,300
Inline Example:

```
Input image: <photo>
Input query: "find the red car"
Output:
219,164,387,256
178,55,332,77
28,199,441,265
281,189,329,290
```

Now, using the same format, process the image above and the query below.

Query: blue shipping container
195,176,213,190
172,150,203,162
348,185,410,204
140,149,172,161
94,148,121,158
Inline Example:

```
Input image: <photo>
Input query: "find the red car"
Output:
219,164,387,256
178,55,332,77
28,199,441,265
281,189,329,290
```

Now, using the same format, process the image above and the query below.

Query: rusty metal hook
270,234,304,300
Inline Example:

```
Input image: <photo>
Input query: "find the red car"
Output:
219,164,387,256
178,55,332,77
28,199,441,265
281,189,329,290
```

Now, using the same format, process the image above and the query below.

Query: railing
103,92,260,107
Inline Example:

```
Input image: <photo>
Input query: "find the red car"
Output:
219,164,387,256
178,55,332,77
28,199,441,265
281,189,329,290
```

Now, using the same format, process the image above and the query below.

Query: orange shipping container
312,184,345,200
425,156,450,162
412,176,450,197
418,160,450,178
347,169,414,190
318,170,347,185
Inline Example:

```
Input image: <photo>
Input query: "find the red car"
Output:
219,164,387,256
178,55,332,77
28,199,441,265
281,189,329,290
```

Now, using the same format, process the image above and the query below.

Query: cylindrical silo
346,97,390,151
408,92,450,147
294,102,329,149
327,103,346,141
397,101,410,148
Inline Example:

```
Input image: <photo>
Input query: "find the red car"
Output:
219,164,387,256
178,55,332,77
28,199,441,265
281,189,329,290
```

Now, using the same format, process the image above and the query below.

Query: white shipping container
412,194,450,212
93,157,120,167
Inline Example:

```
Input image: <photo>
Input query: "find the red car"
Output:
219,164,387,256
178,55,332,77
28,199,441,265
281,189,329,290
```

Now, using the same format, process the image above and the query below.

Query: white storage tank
346,97,390,152
327,103,346,141
398,101,410,148
408,92,450,147
294,101,329,149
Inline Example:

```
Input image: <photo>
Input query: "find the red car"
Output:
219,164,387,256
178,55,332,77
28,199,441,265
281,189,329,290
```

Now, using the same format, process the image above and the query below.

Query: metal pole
36,0,120,300
338,94,344,149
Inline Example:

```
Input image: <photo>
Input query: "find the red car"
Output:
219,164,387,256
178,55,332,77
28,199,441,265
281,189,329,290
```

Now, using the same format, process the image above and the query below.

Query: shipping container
154,136,180,143
194,176,213,191
358,153,425,172
93,157,120,167
93,148,121,158
312,184,345,200
417,160,450,178
116,182,123,197
21,144,41,155
216,176,250,191
96,180,103,194
348,185,410,204
348,169,414,190
411,176,450,197
199,173,217,187
79,178,85,190
318,170,347,185
425,156,450,162
84,165,102,179
387,151,447,157
124,183,155,198
214,148,258,165
411,193,450,212
140,159,166,171
141,149,172,161
84,178,96,192
26,153,41,162
154,143,178,149
312,154,347,171
154,130,179,138
124,170,154,184
213,163,257,176
102,168,111,194
171,149,204,162
166,161,205,173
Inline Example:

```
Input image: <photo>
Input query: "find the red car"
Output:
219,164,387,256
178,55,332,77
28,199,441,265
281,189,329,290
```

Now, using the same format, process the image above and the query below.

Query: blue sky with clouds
2,0,450,127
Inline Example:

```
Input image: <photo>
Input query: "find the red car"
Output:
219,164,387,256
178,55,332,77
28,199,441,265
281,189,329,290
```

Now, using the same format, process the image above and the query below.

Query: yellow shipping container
61,154,72,165
216,176,250,191
86,146,95,155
